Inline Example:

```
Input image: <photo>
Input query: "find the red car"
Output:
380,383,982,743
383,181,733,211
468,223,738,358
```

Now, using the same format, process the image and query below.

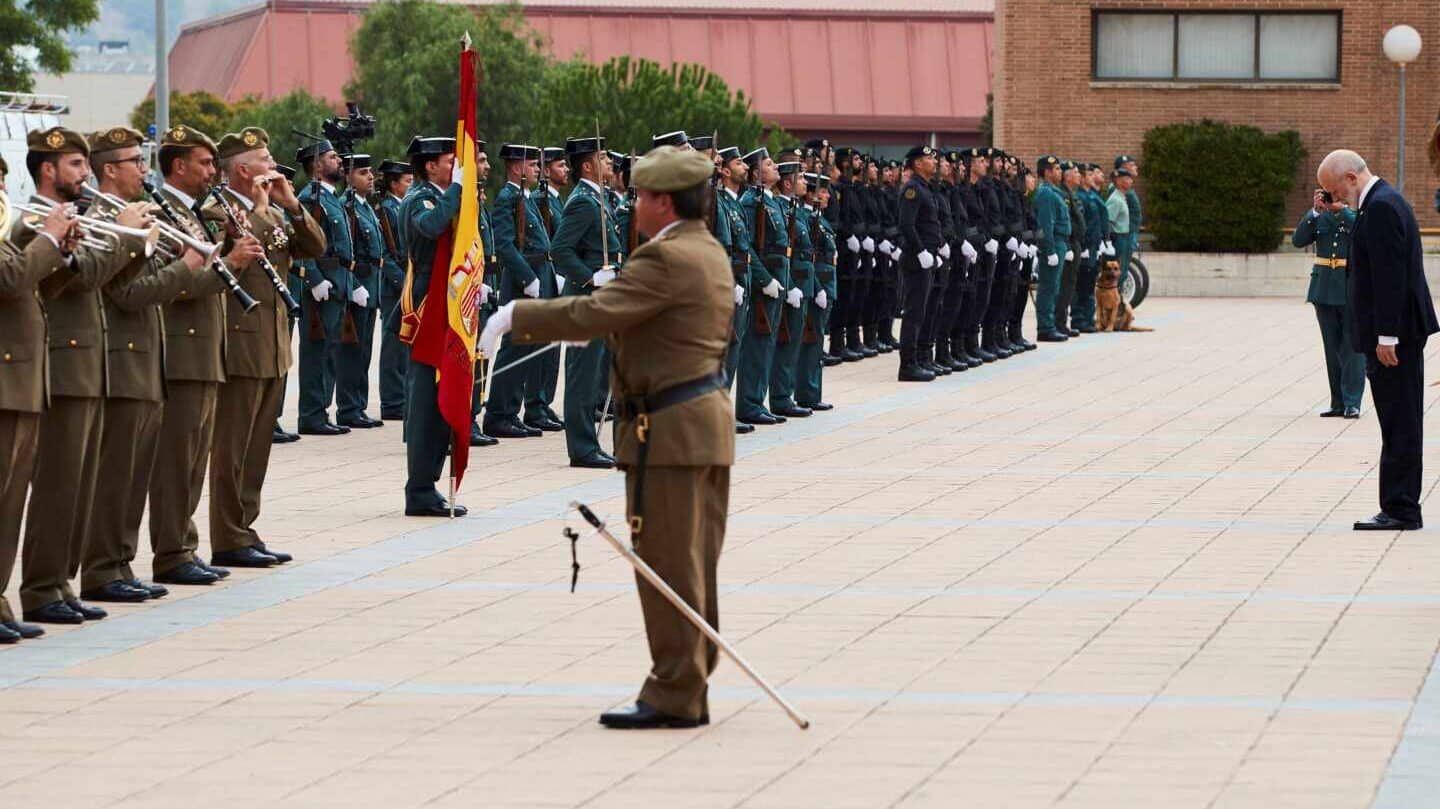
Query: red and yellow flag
435,38,486,490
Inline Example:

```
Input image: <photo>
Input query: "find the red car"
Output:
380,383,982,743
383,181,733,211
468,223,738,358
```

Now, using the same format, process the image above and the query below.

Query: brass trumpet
14,200,157,253
82,183,222,264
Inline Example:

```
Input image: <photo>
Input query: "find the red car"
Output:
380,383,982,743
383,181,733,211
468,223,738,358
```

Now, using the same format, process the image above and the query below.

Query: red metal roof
169,1,993,139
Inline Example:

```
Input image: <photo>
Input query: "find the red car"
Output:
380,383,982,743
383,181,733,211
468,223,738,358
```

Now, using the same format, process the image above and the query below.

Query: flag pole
449,29,473,520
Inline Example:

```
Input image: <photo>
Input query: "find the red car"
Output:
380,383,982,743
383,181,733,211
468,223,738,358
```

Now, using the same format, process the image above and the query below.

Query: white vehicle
0,92,70,202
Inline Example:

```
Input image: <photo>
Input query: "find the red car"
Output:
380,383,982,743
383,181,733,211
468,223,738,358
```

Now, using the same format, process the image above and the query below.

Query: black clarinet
141,179,258,313
206,184,302,317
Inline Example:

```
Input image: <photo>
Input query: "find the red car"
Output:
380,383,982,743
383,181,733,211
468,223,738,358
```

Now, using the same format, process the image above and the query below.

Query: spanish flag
437,36,486,490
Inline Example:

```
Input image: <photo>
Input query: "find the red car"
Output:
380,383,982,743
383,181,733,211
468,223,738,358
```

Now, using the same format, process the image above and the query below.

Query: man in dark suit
1319,150,1439,530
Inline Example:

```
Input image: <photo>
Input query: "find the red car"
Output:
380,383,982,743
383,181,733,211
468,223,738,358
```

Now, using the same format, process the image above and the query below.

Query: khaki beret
27,126,89,156
216,127,270,160
631,146,713,192
159,124,217,156
88,126,145,155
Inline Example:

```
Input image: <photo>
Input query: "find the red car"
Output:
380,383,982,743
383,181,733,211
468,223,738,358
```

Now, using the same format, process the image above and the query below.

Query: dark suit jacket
1348,179,1440,353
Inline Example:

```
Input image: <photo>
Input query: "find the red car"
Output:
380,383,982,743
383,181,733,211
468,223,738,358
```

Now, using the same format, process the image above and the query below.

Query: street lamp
1383,24,1422,194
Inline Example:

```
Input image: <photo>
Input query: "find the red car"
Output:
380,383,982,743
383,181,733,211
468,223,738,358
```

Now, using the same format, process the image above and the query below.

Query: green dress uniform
1032,161,1068,334
1106,185,1133,301
1294,206,1365,411
717,182,751,388
1074,183,1108,330
736,178,789,420
336,180,384,426
469,195,500,432
295,174,354,430
1056,173,1086,333
528,181,565,424
485,173,555,431
797,187,837,407
379,189,409,419
551,174,624,464
769,188,812,413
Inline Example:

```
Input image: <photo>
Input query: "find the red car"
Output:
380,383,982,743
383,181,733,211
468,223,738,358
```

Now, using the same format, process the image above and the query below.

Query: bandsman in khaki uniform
484,146,735,728
16,127,153,625
78,126,214,602
0,203,79,640
204,127,324,567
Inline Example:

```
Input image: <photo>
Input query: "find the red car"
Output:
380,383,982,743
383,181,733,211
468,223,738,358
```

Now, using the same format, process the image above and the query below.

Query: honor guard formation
0,115,1145,645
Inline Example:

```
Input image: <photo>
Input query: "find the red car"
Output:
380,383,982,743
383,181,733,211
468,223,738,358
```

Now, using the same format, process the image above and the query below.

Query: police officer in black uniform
896,146,943,382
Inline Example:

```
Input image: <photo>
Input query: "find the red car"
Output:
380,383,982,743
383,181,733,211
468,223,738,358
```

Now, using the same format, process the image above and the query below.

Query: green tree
534,56,783,156
0,0,100,92
345,0,549,164
242,90,339,169
129,90,239,139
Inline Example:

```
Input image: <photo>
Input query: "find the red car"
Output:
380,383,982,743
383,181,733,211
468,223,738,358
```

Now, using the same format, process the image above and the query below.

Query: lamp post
1383,25,1422,195
155,0,168,139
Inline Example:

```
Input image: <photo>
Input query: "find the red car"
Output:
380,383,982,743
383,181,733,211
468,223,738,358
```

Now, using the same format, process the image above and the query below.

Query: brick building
994,1,1440,228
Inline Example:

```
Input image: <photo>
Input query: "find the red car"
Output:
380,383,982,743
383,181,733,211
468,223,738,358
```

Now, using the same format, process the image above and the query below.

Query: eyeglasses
108,155,147,169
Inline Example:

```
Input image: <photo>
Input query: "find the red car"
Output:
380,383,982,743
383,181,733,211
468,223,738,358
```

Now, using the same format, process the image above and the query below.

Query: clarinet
206,184,302,316
141,179,258,313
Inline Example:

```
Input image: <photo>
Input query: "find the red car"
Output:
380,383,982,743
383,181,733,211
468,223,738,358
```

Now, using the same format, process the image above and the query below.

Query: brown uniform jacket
512,218,735,467
157,186,231,383
202,187,325,379
10,198,147,399
0,236,68,412
90,195,200,402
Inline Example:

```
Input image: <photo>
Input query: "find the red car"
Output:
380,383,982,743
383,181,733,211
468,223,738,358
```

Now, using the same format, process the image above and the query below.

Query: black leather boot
897,347,936,382
935,340,966,372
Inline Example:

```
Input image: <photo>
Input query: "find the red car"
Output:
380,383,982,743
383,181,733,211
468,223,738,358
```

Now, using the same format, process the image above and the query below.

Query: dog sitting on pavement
1095,260,1153,332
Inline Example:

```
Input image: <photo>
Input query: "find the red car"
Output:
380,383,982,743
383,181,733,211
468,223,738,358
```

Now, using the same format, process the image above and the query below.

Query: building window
1093,11,1341,83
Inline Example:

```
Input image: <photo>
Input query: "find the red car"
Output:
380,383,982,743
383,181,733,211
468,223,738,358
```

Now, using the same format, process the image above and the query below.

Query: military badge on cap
243,130,259,147
28,126,89,156
46,131,64,149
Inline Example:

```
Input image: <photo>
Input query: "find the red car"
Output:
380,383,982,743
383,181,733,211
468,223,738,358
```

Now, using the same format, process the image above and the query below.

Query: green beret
631,145,713,192
28,126,89,156
160,124,217,156
87,126,145,155
216,127,270,160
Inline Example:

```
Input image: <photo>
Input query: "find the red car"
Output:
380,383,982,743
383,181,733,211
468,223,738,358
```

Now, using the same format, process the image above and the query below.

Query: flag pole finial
461,31,472,50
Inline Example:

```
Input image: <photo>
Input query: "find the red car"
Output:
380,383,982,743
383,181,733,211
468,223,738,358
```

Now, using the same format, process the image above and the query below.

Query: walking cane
565,501,811,730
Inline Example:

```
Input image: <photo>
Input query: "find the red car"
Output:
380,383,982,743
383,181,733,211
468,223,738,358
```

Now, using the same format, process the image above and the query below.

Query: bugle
139,180,258,313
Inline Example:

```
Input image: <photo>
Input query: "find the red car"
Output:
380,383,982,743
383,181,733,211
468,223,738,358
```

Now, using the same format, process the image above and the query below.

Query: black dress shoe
271,426,300,444
484,417,541,439
738,412,780,426
823,355,843,367
329,421,352,434
469,425,499,447
22,601,84,625
799,402,833,411
154,561,220,586
79,581,150,603
211,547,279,568
1037,330,1069,342
599,701,704,730
65,600,107,621
1066,328,1080,337
381,409,405,421
405,501,469,517
523,416,564,432
735,422,755,435
1319,408,1344,418
898,364,936,382
337,416,380,429
772,404,812,418
3,619,44,639
570,452,617,469
199,561,231,580
298,423,346,436
127,580,169,599
0,623,19,643
1343,407,1361,419
254,541,292,564
1353,513,1422,531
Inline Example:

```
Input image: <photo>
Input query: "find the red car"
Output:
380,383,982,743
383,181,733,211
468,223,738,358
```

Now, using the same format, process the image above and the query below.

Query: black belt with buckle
618,370,727,536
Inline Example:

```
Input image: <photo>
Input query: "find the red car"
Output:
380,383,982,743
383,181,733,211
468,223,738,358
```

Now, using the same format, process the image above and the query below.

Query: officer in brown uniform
79,126,212,602
205,127,324,567
484,146,735,728
0,204,79,640
149,125,267,579
16,126,153,624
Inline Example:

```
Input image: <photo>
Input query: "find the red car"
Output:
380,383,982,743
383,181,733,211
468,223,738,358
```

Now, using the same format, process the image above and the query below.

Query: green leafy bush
1142,120,1305,253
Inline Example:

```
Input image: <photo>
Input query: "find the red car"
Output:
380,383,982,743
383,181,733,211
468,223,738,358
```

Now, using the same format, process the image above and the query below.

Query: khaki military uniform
13,206,148,611
512,218,735,720
79,193,201,592
0,236,68,620
149,186,231,574
203,187,324,553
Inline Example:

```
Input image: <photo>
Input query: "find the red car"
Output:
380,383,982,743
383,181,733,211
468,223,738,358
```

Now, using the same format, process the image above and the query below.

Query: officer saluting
896,145,943,382
481,146,735,729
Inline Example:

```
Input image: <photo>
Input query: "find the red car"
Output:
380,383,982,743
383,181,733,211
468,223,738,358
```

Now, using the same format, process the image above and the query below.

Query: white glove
786,287,803,308
939,243,951,260
1019,244,1031,259
1005,237,1019,253
890,247,902,261
1047,253,1060,267
879,240,893,254
350,286,369,307
1065,250,1075,262
846,235,860,252
961,241,978,263
763,279,782,299
523,278,540,298
984,239,999,255
310,279,332,302
1106,241,1117,256
734,285,745,306
1080,250,1090,259
480,283,493,301
862,237,875,253
479,301,514,358
593,269,616,287
1029,245,1039,259
815,289,828,310
918,250,936,270
451,161,465,186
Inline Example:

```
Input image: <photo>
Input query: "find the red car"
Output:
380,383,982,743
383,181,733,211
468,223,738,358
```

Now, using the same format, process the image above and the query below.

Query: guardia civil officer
896,145,943,382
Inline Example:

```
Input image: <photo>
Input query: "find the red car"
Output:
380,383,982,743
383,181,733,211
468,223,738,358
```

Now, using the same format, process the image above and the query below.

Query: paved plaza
1,297,1437,809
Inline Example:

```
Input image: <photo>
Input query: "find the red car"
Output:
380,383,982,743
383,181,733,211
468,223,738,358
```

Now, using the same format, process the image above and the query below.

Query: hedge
1141,120,1306,253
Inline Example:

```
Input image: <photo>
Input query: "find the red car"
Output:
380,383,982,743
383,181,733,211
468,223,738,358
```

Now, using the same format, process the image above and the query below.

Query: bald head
1317,149,1373,207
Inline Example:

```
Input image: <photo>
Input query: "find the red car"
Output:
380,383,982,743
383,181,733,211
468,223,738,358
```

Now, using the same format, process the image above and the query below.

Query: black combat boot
897,347,936,382
935,340,966,372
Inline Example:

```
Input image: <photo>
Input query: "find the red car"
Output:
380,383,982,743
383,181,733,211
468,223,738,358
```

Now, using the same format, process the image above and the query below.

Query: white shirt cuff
1379,336,1399,346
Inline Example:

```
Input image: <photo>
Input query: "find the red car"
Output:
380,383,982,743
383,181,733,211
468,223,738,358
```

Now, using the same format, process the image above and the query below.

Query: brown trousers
81,398,163,590
627,465,730,720
149,380,217,575
20,396,103,610
0,410,40,621
210,376,283,554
